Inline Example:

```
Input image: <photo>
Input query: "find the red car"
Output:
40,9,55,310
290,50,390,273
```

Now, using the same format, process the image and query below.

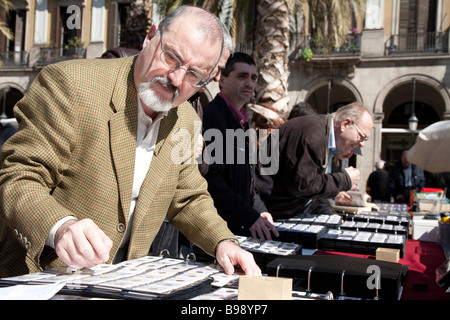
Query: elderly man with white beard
0,5,260,278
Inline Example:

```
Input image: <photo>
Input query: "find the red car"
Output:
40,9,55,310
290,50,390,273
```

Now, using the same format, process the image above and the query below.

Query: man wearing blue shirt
389,150,425,204
265,102,372,219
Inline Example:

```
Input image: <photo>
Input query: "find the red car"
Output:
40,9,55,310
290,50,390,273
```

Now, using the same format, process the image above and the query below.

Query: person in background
265,102,373,219
388,150,425,204
366,160,390,202
0,122,16,151
202,52,279,240
0,5,260,278
287,101,318,120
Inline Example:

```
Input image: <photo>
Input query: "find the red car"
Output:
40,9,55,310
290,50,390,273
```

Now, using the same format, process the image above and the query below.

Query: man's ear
218,74,225,89
142,24,158,48
341,118,352,133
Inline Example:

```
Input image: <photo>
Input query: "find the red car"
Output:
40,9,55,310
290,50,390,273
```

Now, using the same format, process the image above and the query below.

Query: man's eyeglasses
352,122,369,142
159,30,210,88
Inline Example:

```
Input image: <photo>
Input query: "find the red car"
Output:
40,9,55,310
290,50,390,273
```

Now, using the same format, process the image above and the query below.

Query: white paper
0,282,66,300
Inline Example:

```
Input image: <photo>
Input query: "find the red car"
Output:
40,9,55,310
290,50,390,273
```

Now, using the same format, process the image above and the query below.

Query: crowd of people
0,5,446,280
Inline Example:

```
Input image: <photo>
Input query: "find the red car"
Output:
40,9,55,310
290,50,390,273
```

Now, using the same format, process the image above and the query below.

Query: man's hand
249,213,279,240
344,166,360,190
334,191,353,205
54,218,113,269
215,240,261,276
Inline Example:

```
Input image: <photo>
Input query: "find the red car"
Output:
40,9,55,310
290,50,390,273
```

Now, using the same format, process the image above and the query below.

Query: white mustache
141,77,180,103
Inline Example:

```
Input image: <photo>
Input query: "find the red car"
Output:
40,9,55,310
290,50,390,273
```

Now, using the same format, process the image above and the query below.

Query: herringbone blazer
0,56,234,277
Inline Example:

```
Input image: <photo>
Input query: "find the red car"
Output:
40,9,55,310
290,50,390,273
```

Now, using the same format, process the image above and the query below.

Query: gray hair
158,5,223,49
375,160,385,170
333,101,373,124
214,16,235,56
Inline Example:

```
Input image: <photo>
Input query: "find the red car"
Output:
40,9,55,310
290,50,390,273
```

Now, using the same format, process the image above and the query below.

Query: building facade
287,0,450,190
1,0,450,192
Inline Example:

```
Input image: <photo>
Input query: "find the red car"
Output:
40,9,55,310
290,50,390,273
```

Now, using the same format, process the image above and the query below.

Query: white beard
138,77,179,113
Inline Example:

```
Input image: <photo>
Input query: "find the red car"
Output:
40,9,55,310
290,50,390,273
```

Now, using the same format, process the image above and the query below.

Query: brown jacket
0,56,234,277
265,114,352,219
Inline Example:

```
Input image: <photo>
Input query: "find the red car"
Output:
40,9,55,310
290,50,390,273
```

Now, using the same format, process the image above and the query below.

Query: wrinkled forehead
360,112,374,132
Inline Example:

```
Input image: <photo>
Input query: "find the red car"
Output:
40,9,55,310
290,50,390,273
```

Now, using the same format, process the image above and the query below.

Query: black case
266,255,409,300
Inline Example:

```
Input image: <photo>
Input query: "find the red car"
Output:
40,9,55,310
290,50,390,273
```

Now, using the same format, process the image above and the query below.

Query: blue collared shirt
326,118,339,173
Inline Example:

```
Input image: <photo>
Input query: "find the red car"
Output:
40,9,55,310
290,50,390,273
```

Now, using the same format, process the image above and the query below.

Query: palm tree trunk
251,0,291,129
122,0,152,50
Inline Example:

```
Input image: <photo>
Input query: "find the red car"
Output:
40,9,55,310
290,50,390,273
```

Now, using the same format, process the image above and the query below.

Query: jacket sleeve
204,160,261,233
0,63,81,266
165,104,236,256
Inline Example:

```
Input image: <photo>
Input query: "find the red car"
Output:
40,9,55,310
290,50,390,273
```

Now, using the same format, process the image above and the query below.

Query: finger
215,251,235,275
55,226,85,268
268,223,279,237
85,227,112,263
255,226,266,240
262,224,272,240
238,252,262,276
55,244,80,269
221,261,235,275
74,232,98,262
56,237,87,269
250,227,257,239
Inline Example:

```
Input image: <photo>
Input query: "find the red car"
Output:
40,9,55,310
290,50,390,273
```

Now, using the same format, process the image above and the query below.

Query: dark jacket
388,160,425,202
265,114,352,219
202,95,266,236
367,168,390,202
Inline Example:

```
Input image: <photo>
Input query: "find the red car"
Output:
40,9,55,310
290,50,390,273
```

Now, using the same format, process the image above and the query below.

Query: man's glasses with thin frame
352,122,369,142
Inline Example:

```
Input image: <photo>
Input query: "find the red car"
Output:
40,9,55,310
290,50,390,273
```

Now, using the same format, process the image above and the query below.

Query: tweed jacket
0,56,234,277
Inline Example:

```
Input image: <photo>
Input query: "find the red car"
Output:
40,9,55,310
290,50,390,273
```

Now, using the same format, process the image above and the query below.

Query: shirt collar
328,116,339,156
219,92,249,129
137,98,168,147
138,99,168,126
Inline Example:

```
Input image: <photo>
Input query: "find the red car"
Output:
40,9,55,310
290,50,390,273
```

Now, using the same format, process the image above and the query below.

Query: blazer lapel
132,110,177,220
109,57,138,222
127,108,178,258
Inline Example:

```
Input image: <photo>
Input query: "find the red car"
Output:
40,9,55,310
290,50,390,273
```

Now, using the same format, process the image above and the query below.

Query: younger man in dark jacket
202,53,278,240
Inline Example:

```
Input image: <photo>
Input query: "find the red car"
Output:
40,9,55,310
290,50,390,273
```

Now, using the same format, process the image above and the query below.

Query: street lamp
408,78,418,131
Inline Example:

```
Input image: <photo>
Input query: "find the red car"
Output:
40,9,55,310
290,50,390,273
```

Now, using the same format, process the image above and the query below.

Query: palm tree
151,0,366,127
0,0,14,67
308,0,366,54
122,0,152,49
0,0,14,40
249,0,291,128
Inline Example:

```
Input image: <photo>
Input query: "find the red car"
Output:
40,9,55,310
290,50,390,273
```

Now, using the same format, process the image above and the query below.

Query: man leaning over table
0,5,260,278
265,102,373,219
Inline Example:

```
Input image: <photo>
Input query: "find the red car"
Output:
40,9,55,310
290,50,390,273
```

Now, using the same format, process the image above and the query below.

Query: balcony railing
385,32,449,55
288,33,361,60
0,51,29,68
36,47,86,66
234,33,361,62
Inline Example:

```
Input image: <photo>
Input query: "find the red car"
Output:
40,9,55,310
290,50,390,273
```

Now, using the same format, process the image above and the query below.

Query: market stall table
314,239,449,300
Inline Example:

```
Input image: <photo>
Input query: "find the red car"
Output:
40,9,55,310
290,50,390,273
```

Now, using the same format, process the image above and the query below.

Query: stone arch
298,77,364,113
374,74,450,118
0,82,26,119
